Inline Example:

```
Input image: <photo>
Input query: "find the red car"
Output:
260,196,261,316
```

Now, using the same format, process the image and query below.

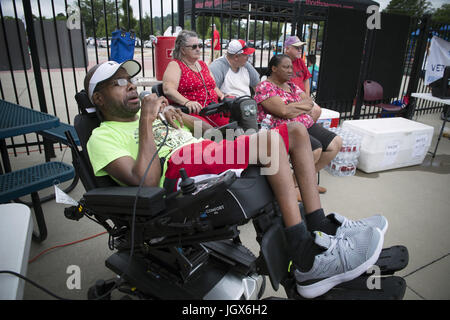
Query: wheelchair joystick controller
179,168,197,195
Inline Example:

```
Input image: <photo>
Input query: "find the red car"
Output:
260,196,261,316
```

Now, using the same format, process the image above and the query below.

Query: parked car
135,37,142,47
221,39,229,48
204,39,212,47
98,37,111,48
144,40,154,48
86,37,95,46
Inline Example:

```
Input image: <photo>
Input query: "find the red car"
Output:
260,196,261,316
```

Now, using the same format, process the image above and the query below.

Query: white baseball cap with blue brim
88,60,141,103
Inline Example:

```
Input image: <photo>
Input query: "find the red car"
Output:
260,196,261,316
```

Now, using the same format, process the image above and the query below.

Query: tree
120,0,138,31
196,16,212,39
79,0,117,37
95,14,117,38
432,4,450,23
384,0,434,18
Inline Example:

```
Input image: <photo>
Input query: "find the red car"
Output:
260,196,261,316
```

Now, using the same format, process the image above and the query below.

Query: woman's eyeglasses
185,44,203,50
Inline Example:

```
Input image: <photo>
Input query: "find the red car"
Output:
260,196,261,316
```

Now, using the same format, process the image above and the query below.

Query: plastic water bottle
326,127,362,177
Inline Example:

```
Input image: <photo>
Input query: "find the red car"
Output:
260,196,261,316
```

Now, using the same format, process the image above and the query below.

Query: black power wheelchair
62,89,409,300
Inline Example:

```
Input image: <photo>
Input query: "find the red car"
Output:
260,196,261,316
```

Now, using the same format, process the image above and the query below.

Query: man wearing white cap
83,59,387,300
210,39,260,98
284,36,311,96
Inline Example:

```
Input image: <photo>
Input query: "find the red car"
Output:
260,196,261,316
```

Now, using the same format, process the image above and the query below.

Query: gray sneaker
332,213,389,237
295,227,384,299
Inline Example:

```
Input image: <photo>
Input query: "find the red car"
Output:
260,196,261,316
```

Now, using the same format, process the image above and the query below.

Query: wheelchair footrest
286,245,409,300
319,275,407,300
375,245,409,275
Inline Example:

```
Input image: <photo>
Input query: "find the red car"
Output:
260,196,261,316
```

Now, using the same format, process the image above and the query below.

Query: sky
0,0,448,20
377,0,449,10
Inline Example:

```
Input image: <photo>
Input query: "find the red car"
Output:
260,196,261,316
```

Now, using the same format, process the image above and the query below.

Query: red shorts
190,113,230,127
165,123,289,181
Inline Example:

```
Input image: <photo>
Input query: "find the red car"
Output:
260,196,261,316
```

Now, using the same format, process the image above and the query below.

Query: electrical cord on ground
1,116,169,300
0,270,68,300
28,231,108,264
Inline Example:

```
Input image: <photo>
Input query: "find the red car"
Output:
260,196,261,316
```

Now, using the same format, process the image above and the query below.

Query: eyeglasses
185,44,203,50
111,78,137,86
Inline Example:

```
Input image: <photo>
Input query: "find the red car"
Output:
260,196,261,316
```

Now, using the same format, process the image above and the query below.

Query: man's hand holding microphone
139,91,184,129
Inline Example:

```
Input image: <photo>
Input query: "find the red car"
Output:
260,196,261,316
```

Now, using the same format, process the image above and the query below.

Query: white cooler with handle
342,118,434,173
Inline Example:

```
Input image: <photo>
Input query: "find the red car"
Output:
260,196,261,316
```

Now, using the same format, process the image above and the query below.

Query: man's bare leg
285,122,342,236
315,136,342,172
286,123,322,214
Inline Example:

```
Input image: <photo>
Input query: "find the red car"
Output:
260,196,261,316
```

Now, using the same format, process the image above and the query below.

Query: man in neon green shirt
84,59,386,299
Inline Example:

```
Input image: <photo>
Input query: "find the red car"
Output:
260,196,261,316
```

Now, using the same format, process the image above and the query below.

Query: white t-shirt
221,66,252,97
210,56,260,97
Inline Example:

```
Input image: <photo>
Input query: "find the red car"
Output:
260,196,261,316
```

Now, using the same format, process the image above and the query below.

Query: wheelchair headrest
151,83,164,97
72,91,117,190
75,89,97,114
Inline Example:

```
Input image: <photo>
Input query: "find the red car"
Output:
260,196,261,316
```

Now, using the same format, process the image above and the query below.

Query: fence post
23,1,47,114
191,0,196,32
353,28,375,120
296,1,305,38
404,16,431,119
178,0,185,28
23,0,55,160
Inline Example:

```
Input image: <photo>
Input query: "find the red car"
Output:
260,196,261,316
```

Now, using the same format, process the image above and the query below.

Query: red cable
28,231,108,264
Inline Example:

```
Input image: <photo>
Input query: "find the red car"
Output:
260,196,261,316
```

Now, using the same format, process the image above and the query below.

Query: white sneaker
331,213,389,237
295,227,384,299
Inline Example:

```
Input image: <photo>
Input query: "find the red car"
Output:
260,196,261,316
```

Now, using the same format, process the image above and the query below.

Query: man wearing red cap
210,39,260,98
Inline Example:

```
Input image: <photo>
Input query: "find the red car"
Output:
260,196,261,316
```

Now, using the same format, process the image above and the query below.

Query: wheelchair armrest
204,121,241,142
217,121,239,133
83,186,166,217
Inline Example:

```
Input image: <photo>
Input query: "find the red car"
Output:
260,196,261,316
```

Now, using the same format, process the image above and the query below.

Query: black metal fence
405,18,450,117
0,0,448,157
0,0,182,157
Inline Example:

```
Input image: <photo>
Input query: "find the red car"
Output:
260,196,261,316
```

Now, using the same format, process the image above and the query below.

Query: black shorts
308,123,337,151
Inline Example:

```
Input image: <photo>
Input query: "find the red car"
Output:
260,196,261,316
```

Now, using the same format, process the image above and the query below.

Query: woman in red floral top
163,30,230,127
254,54,318,129
255,54,342,195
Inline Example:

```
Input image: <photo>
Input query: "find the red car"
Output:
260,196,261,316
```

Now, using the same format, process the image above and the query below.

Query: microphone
139,91,168,125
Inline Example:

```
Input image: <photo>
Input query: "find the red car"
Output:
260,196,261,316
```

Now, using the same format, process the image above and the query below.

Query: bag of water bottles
325,127,362,177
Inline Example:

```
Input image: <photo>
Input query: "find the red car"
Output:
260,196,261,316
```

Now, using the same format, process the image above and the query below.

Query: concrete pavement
3,112,444,300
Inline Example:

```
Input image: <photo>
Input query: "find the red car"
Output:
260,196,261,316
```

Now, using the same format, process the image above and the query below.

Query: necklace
182,59,199,72
181,59,210,105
